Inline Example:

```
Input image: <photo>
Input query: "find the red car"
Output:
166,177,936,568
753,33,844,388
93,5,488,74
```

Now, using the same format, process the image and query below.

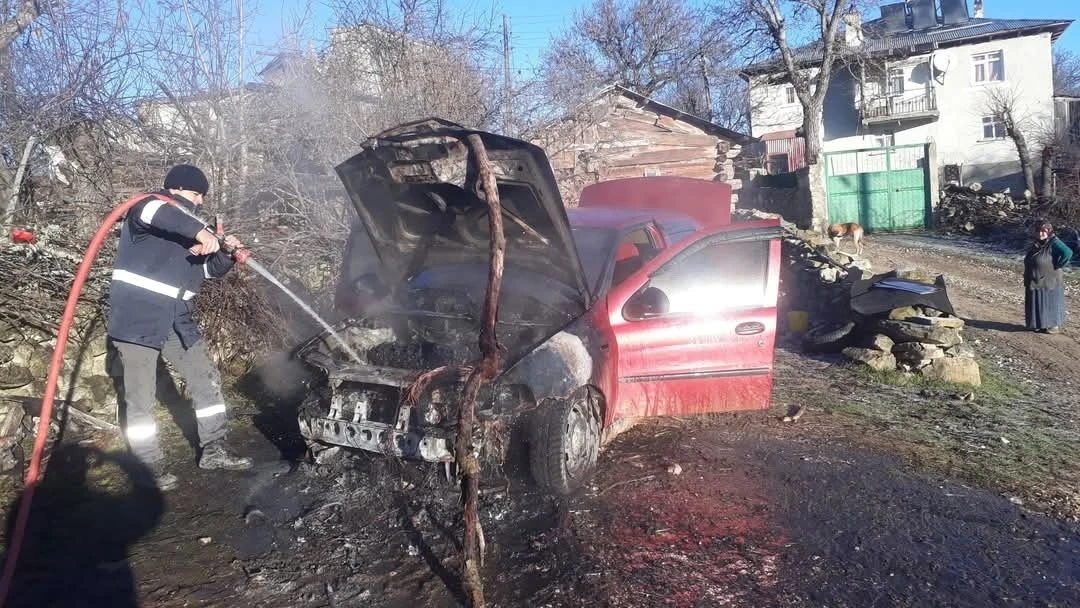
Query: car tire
802,320,856,353
528,390,601,495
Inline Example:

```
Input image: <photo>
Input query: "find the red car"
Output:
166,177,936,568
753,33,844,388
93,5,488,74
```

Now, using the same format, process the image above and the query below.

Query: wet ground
4,232,1080,607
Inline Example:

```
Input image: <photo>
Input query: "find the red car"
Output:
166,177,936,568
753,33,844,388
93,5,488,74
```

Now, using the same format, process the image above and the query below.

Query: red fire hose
0,194,245,605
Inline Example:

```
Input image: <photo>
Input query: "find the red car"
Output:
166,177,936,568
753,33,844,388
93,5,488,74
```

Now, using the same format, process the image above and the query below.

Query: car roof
567,206,699,231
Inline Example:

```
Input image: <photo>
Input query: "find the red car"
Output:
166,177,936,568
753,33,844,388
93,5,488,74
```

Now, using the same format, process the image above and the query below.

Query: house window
982,115,1007,139
767,154,790,174
874,132,895,148
887,68,905,95
785,87,795,104
972,50,1004,83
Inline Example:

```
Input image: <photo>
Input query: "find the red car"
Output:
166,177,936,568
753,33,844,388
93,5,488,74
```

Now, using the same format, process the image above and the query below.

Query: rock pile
841,304,981,387
739,209,875,325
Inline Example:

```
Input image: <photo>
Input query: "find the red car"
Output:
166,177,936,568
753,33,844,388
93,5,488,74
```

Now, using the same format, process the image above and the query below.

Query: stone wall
0,323,116,473
769,219,981,387
740,167,814,229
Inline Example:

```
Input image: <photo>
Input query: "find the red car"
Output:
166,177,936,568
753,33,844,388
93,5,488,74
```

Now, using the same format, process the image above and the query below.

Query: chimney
974,0,984,18
910,0,937,30
941,0,971,25
879,3,909,34
844,5,864,47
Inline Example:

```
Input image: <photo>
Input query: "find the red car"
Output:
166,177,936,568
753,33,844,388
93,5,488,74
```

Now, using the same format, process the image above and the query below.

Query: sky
247,0,1080,81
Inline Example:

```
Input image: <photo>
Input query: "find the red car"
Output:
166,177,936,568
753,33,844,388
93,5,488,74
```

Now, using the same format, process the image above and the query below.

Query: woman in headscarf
1024,221,1073,334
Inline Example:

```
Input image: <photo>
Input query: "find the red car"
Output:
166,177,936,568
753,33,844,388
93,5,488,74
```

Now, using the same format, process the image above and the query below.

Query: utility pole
502,14,512,135
699,52,713,122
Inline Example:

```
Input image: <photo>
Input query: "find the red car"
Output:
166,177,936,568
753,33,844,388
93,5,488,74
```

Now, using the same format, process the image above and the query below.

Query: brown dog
827,222,864,255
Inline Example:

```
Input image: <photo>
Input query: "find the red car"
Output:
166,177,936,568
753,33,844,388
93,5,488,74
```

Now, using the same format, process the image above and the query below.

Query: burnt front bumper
298,415,454,462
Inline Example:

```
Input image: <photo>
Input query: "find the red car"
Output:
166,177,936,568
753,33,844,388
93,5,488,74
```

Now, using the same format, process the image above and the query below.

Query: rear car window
571,226,617,296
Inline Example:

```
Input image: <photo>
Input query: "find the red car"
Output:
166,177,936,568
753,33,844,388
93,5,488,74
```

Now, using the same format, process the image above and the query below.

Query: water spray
175,206,363,365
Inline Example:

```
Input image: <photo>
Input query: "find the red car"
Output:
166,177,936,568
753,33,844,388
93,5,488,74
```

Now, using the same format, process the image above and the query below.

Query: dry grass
821,360,1080,520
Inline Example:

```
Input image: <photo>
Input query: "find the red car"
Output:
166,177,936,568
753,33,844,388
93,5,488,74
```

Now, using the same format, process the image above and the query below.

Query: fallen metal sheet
849,270,957,317
874,279,938,295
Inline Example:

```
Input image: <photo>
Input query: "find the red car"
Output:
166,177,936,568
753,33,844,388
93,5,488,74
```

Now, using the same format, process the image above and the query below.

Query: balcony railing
860,89,939,123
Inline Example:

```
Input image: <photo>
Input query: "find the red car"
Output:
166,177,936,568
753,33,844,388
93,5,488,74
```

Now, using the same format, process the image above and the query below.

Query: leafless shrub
1054,49,1080,96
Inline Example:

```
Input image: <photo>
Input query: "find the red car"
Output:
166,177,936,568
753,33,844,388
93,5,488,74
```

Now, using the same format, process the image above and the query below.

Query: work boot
199,440,253,471
133,462,179,492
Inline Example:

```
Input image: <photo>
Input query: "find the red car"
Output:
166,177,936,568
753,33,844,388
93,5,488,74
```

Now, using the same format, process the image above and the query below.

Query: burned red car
296,119,781,494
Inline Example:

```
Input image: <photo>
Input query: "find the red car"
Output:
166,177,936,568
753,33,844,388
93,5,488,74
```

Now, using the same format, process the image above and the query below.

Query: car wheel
528,390,601,495
802,320,856,353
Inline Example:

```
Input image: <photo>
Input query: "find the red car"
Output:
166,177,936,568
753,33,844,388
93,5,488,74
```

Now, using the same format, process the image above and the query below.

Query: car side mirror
626,286,670,319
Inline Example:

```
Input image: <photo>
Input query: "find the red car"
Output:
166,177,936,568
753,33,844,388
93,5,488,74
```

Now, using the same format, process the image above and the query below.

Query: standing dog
827,222,864,255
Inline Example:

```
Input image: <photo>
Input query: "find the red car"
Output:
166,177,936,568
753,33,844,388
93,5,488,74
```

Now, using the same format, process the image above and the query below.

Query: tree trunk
1005,115,1036,197
802,104,824,165
3,135,36,228
0,1,40,52
802,108,828,232
1041,143,1055,199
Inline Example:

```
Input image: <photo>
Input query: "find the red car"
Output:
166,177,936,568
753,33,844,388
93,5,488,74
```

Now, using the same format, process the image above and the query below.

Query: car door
605,220,782,422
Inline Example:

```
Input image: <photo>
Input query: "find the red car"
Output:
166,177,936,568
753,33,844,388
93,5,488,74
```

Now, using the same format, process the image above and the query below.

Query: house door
825,144,930,231
604,222,782,423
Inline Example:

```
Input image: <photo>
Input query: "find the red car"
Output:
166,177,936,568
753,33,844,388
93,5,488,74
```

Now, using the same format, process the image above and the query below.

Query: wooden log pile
937,183,1027,235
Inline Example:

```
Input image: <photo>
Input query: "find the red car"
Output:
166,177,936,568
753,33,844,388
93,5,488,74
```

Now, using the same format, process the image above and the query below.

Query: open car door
604,220,782,424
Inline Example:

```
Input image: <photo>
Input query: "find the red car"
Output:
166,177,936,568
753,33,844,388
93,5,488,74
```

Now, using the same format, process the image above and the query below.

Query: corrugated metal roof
745,17,1071,75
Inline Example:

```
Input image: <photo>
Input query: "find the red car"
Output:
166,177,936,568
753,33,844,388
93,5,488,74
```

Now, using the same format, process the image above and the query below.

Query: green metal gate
824,144,930,231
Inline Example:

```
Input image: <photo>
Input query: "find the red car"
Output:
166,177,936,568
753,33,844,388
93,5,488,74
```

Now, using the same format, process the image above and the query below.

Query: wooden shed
533,84,754,206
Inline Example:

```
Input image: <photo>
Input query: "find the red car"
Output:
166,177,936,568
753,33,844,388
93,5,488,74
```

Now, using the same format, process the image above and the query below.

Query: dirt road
867,234,1080,388
5,232,1080,608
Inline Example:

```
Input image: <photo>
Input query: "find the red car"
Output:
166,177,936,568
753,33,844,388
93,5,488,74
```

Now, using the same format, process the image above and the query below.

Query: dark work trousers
110,328,228,465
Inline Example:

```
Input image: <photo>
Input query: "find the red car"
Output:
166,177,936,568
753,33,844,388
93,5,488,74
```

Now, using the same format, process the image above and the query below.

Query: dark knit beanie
163,164,209,195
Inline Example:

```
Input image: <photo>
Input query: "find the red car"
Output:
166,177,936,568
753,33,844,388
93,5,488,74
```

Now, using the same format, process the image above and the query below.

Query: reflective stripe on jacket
107,191,235,349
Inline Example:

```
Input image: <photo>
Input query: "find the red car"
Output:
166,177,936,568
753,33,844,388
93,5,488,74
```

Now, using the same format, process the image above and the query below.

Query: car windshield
571,226,617,296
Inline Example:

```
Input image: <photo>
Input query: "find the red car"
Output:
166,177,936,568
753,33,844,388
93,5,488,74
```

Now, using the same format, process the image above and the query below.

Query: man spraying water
107,164,253,491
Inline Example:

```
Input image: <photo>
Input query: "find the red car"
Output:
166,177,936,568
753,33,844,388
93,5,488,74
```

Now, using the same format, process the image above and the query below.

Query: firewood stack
937,183,1027,235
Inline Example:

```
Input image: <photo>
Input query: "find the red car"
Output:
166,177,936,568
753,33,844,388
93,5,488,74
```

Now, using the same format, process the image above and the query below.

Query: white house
743,0,1071,230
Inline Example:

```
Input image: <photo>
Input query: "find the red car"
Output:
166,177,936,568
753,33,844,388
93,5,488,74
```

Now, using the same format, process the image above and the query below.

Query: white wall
748,71,811,137
749,32,1058,191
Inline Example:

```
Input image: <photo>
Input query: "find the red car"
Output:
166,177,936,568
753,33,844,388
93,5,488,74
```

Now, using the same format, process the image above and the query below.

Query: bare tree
1,0,153,230
540,0,743,126
329,0,501,131
732,0,852,165
982,86,1055,198
726,0,871,230
1054,49,1080,96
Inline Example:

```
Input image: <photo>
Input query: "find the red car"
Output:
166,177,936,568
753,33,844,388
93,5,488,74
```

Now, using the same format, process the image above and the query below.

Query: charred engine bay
300,297,551,431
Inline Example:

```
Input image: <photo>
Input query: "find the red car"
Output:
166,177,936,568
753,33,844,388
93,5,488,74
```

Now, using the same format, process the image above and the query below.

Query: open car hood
333,119,591,364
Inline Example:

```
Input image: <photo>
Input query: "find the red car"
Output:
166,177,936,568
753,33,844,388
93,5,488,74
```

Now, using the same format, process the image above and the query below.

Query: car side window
624,239,770,319
612,228,659,287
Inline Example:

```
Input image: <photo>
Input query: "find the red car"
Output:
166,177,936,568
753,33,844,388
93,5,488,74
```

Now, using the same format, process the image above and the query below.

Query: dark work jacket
107,191,235,349
1024,236,1074,290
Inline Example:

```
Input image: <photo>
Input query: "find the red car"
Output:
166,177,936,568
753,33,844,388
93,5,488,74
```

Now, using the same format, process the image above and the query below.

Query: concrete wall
749,32,1057,194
